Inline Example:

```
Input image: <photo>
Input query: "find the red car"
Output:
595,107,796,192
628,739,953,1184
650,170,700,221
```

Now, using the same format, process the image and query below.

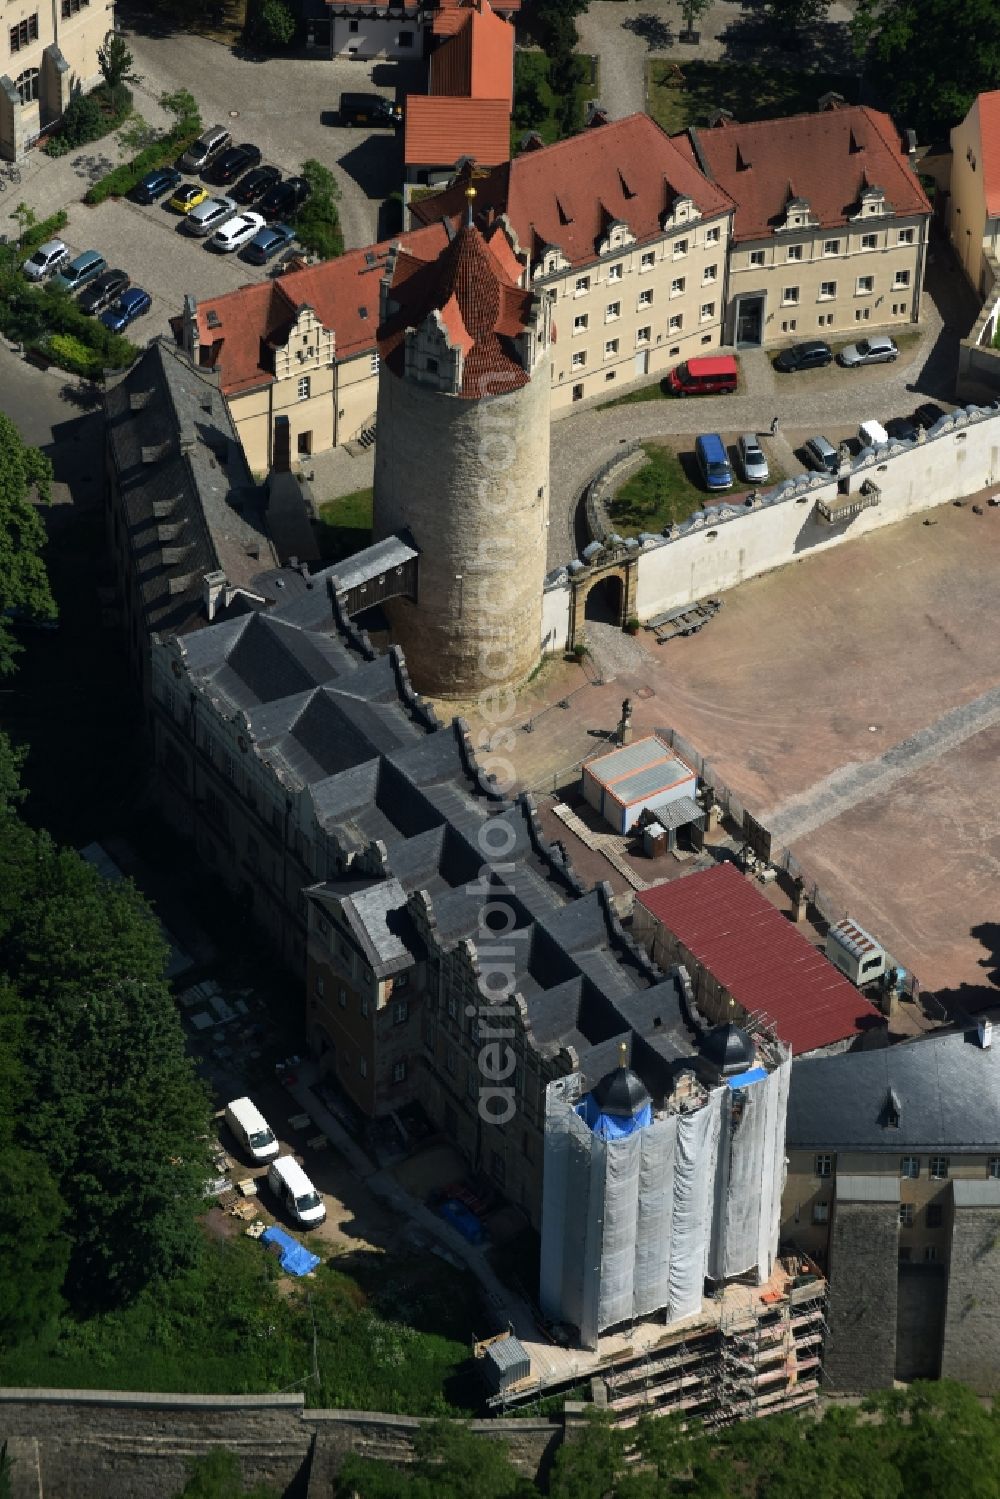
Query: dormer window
426,357,439,373
880,1087,901,1128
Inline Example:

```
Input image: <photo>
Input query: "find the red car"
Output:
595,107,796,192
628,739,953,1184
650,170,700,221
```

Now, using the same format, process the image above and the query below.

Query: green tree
247,0,296,50
851,0,1000,142
549,1410,629,1499
97,30,141,111
59,91,104,147
0,412,55,676
0,1145,70,1341
336,1420,533,1498
676,0,712,38
759,0,830,32
174,1448,277,1498
296,159,344,260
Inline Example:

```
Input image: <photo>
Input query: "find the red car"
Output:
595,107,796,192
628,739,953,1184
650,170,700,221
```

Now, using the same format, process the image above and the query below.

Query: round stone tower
373,197,551,698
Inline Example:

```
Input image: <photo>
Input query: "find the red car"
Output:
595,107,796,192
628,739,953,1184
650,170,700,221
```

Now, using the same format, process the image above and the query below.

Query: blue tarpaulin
439,1199,485,1244
577,1093,653,1139
261,1225,320,1276
725,1066,768,1090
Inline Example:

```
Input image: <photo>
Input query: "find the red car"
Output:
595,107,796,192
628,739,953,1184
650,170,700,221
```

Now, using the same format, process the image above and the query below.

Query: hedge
84,94,202,205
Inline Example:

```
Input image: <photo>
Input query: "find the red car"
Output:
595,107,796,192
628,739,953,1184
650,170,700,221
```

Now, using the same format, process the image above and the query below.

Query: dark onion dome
699,1022,756,1078
592,1043,652,1117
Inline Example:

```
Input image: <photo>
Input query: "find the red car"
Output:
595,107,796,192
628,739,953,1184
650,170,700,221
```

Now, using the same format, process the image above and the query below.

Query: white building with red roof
947,90,1000,295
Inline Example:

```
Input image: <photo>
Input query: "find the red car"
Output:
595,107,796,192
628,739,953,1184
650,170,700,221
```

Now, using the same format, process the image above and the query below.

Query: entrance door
736,295,764,347
634,350,649,377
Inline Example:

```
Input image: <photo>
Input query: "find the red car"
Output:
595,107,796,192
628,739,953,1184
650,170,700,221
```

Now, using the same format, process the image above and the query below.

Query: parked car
737,432,769,483
209,210,265,254
913,402,945,431
242,221,296,264
695,433,734,491
170,183,209,214
803,435,840,475
885,416,918,443
232,165,281,206
773,340,833,373
182,196,238,237
259,176,311,221
132,166,182,203
99,287,152,332
78,268,130,315
51,250,107,294
267,1156,325,1227
339,92,401,127
838,334,898,367
224,1097,280,1163
208,143,263,186
665,354,739,396
22,239,68,281
179,124,232,174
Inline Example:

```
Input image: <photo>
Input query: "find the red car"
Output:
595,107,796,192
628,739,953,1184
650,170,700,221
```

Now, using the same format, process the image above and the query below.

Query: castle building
372,203,552,696
0,0,108,159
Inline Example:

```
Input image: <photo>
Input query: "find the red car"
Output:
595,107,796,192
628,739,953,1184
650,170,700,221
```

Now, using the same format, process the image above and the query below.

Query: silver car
738,433,769,483
23,239,68,281
182,195,237,237
838,334,898,367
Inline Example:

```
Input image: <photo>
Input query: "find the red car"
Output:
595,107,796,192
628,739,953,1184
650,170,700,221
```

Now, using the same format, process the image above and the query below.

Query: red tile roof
430,0,513,106
677,105,931,241
978,90,1000,216
409,113,732,268
379,218,534,397
430,0,518,34
404,95,511,168
193,224,450,397
636,861,883,1056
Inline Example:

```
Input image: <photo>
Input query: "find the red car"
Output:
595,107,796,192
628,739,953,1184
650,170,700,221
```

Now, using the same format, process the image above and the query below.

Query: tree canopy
0,412,55,676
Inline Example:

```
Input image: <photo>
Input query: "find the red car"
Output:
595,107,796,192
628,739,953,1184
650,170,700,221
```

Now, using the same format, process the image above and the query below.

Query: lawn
0,1236,484,1413
314,487,373,562
512,52,598,147
607,441,708,535
646,59,858,135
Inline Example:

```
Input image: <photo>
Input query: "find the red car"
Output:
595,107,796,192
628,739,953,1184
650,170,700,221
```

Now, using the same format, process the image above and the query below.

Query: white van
224,1096,279,1163
858,419,889,449
268,1155,326,1227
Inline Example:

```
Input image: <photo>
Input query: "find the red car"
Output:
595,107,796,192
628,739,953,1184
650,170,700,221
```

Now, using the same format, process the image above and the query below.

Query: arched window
15,69,40,105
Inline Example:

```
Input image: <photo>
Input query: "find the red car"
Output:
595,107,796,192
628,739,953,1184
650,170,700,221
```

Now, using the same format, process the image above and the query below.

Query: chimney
978,1018,993,1050
203,569,229,622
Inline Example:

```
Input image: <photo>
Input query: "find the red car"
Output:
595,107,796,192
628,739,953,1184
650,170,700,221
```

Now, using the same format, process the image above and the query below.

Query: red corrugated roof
405,95,511,168
677,105,931,242
430,0,513,106
193,223,450,396
978,91,1000,216
636,862,883,1055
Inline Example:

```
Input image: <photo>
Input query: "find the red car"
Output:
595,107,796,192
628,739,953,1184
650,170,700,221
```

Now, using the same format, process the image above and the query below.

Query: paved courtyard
455,494,1000,1010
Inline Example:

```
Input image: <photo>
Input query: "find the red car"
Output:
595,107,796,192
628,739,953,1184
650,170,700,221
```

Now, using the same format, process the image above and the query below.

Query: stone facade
824,1188,899,1391
947,92,1000,296
940,1180,1000,1391
0,0,109,159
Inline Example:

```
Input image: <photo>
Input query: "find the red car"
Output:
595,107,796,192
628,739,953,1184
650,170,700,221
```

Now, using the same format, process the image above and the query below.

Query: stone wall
940,1191,1000,1393
825,1199,899,1391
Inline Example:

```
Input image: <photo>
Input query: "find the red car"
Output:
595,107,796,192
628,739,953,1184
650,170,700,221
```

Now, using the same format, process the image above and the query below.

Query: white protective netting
667,1091,723,1322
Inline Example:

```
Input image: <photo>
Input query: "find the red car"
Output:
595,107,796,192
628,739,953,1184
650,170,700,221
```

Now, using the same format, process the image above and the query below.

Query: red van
666,354,739,396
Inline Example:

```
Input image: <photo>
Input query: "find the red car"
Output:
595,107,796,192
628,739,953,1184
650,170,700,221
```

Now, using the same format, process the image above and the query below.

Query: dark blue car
132,166,182,204
241,222,295,265
100,287,152,333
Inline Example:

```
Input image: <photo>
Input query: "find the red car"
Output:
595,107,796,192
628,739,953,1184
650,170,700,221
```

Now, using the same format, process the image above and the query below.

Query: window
573,312,588,333
673,238,688,258
445,992,457,1020
445,1045,456,1076
636,325,651,345
899,1203,914,1226
357,1055,367,1077
425,356,438,374
782,286,800,305
900,1156,920,1178
62,0,90,13
787,244,803,261
703,263,718,283
605,371,615,382
706,226,721,244
10,16,38,52
670,276,685,297
819,281,836,299
781,319,797,333
989,1158,1000,1179
898,1246,911,1263
348,17,359,29
855,307,871,321
605,301,621,321
313,971,324,997
893,269,911,289
749,250,765,267
490,1150,505,1184
638,288,653,307
392,999,408,1025
370,351,379,374
297,376,311,400
700,301,715,321
466,1068,477,1099
14,66,39,103
574,275,590,295
392,1059,407,1083
815,1154,833,1178
398,30,414,45
817,312,834,326
394,972,409,991
898,228,915,245
929,1155,949,1179
604,338,619,358
668,313,683,332
861,232,878,250
892,301,908,316
360,994,369,1018
338,986,347,1008
926,1203,943,1228
924,1246,939,1263
640,251,655,271
812,1202,829,1224
823,239,840,256
571,350,586,370
607,263,623,282
856,275,874,295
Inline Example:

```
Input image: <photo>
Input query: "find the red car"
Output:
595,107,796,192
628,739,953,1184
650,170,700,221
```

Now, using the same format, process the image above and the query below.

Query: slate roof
786,1025,1000,1151
104,339,277,639
636,861,883,1055
676,105,931,242
409,113,733,268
